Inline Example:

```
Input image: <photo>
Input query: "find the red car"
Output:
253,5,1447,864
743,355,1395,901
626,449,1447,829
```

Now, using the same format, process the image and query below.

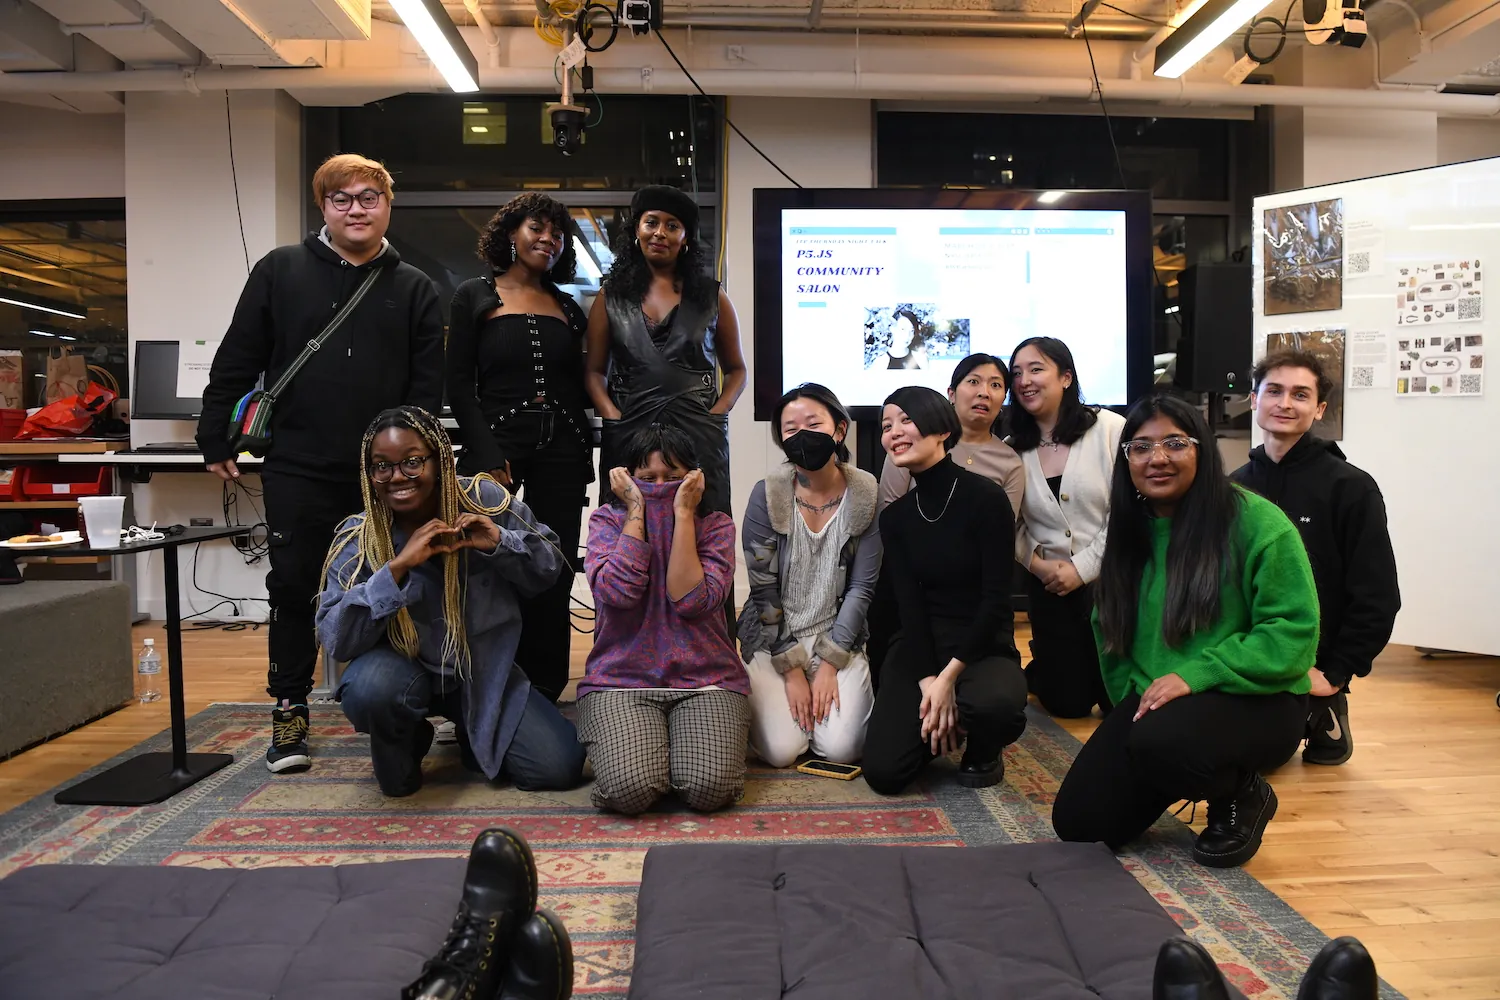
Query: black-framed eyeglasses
370,454,432,482
1122,436,1199,463
326,189,384,211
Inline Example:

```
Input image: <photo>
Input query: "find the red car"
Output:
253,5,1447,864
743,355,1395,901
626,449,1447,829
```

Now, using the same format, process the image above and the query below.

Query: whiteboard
1252,157,1500,656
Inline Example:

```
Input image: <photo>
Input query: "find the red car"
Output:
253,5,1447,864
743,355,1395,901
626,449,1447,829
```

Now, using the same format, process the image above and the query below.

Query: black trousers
1024,575,1111,718
1052,689,1308,850
262,468,363,703
503,443,587,704
863,640,1029,796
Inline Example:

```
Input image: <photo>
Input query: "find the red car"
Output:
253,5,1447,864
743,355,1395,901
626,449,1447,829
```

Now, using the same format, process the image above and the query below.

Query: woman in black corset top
584,185,746,517
446,192,591,703
862,386,1029,795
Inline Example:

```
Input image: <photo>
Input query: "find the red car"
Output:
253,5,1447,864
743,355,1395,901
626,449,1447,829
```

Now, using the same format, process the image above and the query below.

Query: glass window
876,111,1237,201
307,94,721,194
0,202,127,410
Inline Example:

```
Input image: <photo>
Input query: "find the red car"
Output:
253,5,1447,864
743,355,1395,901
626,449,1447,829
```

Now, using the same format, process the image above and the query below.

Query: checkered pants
576,688,751,815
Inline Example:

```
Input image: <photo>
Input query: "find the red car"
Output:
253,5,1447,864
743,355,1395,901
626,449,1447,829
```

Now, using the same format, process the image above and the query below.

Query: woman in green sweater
1052,394,1318,869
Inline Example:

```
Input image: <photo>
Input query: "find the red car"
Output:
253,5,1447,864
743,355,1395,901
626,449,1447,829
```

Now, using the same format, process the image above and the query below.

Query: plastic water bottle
137,638,162,704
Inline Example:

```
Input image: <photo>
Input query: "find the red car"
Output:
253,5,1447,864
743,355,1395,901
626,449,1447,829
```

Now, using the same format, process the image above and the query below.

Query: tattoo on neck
795,471,812,488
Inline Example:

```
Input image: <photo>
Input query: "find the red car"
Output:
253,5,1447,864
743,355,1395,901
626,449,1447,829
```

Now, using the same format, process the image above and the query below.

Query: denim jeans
338,646,585,794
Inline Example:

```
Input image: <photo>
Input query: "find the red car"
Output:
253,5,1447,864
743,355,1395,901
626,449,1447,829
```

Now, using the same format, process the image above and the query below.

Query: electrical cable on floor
653,31,803,188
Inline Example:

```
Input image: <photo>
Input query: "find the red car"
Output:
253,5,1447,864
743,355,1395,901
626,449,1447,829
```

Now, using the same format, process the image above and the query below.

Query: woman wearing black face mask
738,384,880,767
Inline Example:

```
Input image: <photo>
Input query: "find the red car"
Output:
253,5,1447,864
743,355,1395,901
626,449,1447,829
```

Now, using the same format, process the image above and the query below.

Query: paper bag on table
0,351,22,409
44,347,89,406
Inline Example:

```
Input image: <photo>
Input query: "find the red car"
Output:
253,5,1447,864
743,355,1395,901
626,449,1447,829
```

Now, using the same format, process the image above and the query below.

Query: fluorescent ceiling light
470,125,488,133
0,291,87,319
1037,190,1067,204
388,0,479,93
28,329,57,338
462,105,489,114
1155,0,1272,79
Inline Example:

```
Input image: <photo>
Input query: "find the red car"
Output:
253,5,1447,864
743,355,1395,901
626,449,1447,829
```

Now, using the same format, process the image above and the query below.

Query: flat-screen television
752,188,1155,420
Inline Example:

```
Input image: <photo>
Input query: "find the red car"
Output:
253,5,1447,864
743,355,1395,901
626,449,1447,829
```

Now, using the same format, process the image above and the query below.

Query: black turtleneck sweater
878,455,1017,671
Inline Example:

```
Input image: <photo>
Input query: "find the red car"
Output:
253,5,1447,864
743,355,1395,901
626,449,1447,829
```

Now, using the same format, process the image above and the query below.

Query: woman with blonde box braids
317,405,585,797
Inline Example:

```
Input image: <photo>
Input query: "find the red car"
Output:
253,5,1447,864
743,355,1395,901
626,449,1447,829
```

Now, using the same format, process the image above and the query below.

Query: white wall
125,89,303,620
1300,108,1438,187
1436,118,1500,166
721,97,873,591
0,103,124,200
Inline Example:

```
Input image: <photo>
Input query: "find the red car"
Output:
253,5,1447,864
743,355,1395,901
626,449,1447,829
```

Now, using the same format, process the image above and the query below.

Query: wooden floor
1,624,1497,999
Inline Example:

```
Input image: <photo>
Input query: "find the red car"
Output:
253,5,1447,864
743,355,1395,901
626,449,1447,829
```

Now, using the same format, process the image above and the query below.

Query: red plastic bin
0,409,23,440
13,463,111,500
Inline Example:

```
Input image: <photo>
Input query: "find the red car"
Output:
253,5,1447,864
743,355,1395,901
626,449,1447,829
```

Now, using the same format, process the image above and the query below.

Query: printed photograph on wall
1394,259,1483,327
1263,199,1345,316
1394,332,1485,397
1266,328,1347,439
862,304,970,370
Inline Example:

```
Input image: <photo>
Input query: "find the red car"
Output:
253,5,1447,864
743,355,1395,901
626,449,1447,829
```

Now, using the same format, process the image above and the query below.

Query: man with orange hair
197,153,444,774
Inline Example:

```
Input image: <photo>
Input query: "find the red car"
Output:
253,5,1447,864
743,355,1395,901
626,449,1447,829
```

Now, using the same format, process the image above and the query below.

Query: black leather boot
499,908,574,1000
405,828,540,1000
1192,773,1277,869
1153,937,1231,1000
1296,936,1378,1000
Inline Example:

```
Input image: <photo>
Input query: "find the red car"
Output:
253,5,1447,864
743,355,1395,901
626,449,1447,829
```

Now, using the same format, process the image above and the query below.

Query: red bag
16,382,118,439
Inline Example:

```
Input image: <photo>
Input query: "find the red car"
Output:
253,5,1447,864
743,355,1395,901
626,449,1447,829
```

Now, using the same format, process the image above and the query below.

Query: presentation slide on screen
780,208,1130,407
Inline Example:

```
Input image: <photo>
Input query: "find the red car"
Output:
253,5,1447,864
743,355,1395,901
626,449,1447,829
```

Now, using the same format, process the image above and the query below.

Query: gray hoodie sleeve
737,479,803,668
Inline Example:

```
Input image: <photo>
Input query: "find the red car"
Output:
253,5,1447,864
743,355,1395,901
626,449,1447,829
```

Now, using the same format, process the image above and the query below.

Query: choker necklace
915,479,958,523
796,492,844,514
1039,436,1065,450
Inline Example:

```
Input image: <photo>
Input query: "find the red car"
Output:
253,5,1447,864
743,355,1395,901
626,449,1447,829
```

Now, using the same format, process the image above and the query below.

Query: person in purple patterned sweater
577,424,750,814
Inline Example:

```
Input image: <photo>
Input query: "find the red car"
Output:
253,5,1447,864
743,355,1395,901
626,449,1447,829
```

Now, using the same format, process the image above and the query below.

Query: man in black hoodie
1230,349,1400,765
196,153,444,774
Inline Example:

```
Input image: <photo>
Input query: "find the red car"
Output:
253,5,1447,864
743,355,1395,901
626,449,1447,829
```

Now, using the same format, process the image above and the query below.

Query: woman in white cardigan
1009,337,1125,718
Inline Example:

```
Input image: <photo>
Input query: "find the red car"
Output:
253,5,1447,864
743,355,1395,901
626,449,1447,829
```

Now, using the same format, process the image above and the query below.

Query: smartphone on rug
796,759,863,781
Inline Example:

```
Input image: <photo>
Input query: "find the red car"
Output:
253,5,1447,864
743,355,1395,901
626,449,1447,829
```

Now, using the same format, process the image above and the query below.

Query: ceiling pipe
57,12,155,35
434,7,1161,37
1,64,1496,114
461,0,502,67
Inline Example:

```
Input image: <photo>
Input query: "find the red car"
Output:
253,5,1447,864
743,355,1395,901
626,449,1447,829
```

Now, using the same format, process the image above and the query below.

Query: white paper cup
79,495,125,548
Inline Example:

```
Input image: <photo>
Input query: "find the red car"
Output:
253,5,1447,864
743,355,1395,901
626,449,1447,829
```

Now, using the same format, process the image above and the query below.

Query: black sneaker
1153,937,1231,1000
405,828,540,1000
1303,693,1354,766
265,704,311,774
1192,774,1277,869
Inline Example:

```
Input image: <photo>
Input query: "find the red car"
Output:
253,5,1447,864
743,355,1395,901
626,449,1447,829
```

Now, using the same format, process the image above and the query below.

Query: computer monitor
132,340,203,420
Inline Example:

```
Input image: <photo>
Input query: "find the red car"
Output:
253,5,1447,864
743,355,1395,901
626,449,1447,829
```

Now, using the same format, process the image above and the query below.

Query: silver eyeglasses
1122,436,1199,463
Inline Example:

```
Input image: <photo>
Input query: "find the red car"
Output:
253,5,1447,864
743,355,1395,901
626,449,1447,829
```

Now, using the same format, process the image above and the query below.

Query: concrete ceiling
3,0,1500,110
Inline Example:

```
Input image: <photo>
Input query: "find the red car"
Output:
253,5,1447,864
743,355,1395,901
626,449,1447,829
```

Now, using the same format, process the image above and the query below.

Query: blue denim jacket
316,477,563,778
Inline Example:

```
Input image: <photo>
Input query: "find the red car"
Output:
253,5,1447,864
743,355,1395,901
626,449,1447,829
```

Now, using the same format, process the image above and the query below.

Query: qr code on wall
1460,374,1483,394
1350,366,1374,388
1457,297,1483,320
1348,251,1371,275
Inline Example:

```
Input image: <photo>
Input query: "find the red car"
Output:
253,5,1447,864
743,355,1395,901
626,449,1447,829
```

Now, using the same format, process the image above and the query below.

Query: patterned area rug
0,704,1399,999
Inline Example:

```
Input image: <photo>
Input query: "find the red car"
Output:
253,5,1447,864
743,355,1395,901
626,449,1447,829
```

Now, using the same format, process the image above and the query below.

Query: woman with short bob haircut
862,386,1028,795
739,383,880,767
1051,394,1318,869
1009,336,1125,719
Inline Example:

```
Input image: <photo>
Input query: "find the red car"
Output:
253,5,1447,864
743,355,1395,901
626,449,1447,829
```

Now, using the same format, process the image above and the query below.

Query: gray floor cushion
630,841,1242,1000
0,858,466,999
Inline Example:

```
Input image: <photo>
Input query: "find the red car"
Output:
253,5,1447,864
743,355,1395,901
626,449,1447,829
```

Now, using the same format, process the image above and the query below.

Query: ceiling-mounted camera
619,0,659,36
547,103,589,156
1304,0,1368,47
